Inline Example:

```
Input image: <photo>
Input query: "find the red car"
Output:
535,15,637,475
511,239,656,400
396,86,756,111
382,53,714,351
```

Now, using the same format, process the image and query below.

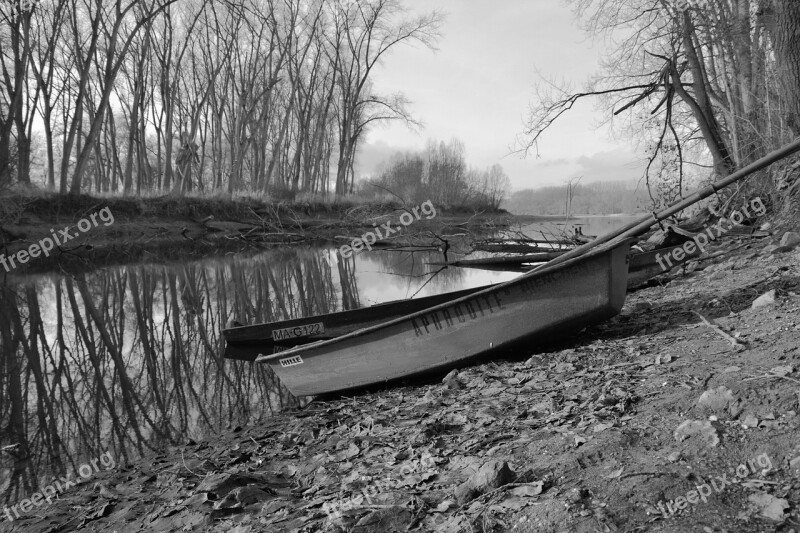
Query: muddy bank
2,229,800,532
0,194,512,275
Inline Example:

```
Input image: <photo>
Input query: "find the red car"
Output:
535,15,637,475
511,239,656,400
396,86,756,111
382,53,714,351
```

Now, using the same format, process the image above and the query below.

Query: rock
748,492,789,522
212,486,273,510
674,420,720,447
773,232,800,253
709,271,727,281
741,414,759,428
696,386,736,416
442,370,464,390
789,456,800,470
470,461,515,492
780,231,800,249
760,222,772,231
194,472,272,499
769,365,794,376
442,369,458,383
566,487,588,504
752,290,777,309
454,483,479,505
352,507,414,532
454,460,515,505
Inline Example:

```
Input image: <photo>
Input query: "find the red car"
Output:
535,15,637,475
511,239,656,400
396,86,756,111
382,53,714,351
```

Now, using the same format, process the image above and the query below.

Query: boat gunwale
222,285,490,342
256,236,636,364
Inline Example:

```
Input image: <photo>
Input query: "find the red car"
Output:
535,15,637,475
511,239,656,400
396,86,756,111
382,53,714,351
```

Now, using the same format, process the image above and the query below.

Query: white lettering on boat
272,322,325,341
279,356,304,367
412,294,504,337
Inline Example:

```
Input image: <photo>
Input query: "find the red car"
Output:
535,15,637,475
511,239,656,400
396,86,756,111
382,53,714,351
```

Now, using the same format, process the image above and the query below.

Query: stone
442,369,464,390
212,486,273,510
454,460,515,505
748,492,789,522
353,507,414,532
741,414,759,428
752,290,777,309
780,231,800,249
673,420,720,447
470,461,515,492
697,386,736,415
454,482,479,505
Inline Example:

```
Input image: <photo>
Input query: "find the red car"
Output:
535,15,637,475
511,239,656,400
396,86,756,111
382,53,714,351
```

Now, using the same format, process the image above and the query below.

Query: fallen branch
692,311,745,350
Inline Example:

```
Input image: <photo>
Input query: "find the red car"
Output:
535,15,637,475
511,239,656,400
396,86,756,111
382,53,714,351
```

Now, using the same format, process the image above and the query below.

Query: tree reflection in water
0,244,492,505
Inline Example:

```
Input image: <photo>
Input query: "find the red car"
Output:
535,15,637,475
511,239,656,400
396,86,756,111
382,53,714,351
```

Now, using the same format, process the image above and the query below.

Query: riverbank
3,227,799,532
0,193,512,275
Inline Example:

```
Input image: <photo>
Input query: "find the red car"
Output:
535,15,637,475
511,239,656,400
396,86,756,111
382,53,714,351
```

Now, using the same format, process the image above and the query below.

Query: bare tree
518,0,797,206
331,0,441,195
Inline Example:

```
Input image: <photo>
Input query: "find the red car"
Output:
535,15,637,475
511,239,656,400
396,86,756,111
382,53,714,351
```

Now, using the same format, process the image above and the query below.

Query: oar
534,137,800,271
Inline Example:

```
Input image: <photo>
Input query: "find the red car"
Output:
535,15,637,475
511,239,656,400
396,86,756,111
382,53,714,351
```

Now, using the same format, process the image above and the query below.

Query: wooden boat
626,244,700,288
426,251,567,268
223,243,695,361
254,238,634,396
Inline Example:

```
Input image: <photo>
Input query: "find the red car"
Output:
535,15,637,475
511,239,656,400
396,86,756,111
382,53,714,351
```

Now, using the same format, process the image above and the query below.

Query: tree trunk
771,0,800,135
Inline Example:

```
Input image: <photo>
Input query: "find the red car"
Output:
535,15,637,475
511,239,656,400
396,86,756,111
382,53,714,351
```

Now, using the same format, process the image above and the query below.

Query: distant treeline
503,180,650,215
0,0,440,197
362,139,511,210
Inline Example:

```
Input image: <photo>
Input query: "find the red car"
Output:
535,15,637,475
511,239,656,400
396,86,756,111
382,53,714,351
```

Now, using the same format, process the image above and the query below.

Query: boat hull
257,240,631,396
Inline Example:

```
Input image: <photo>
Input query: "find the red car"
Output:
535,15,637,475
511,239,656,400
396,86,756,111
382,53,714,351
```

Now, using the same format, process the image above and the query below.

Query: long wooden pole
537,138,800,270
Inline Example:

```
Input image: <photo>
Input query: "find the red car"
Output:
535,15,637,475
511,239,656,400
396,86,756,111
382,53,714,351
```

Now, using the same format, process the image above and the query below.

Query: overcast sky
358,0,648,191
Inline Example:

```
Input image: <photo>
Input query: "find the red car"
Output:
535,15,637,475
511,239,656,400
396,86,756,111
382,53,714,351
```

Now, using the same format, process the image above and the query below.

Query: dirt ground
2,227,799,533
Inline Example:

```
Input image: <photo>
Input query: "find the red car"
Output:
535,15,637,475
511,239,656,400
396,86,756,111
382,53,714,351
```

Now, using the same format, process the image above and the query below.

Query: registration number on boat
279,356,304,367
272,322,325,341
